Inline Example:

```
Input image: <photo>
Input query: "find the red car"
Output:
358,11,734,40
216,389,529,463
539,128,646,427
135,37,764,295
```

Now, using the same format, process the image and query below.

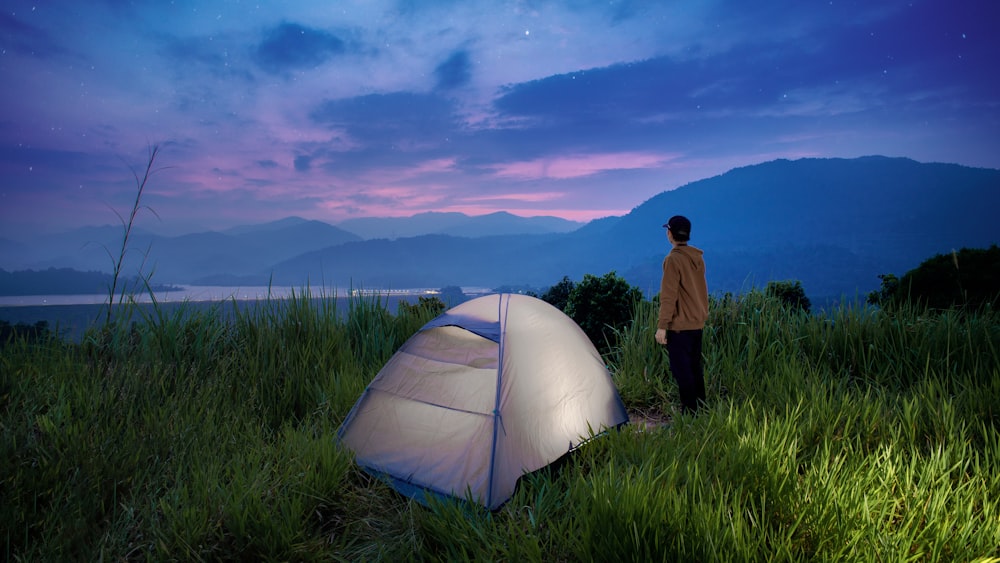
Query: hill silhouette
270,156,1000,301
335,211,582,239
591,156,1000,298
2,156,997,302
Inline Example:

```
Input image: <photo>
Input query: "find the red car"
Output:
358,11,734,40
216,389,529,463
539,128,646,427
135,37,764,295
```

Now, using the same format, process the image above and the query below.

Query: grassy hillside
2,291,998,561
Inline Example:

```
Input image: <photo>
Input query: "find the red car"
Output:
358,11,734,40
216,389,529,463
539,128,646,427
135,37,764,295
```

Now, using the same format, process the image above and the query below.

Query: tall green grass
2,290,998,561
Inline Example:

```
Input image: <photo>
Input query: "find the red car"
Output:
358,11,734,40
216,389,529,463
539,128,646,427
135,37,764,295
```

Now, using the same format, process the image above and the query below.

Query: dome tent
337,293,629,510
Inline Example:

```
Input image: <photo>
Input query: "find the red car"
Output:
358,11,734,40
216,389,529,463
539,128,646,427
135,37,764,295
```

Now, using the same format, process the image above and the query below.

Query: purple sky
1,0,998,237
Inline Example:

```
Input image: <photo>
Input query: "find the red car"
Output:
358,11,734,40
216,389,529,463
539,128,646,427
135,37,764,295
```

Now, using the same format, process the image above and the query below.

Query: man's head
663,215,692,242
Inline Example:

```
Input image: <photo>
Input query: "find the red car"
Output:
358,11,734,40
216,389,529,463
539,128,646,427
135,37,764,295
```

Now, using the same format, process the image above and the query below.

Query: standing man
655,215,709,414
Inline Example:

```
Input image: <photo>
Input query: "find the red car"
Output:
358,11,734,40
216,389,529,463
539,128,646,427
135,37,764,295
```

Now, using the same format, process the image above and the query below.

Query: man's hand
655,328,667,346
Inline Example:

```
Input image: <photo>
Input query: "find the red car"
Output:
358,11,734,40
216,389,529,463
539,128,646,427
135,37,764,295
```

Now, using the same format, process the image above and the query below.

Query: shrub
565,271,644,353
867,273,900,308
397,296,447,318
540,276,575,312
766,280,812,314
868,245,1000,311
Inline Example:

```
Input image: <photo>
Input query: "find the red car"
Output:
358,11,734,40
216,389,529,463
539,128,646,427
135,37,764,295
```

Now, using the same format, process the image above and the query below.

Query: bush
868,245,1000,311
397,296,447,318
766,280,811,314
867,274,900,308
564,271,644,353
540,276,575,312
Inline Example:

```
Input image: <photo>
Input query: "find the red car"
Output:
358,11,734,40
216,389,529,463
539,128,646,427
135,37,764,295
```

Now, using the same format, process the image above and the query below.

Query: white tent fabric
337,293,629,510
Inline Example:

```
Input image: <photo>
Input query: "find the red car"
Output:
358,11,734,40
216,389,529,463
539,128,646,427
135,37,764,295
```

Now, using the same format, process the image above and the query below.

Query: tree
564,271,644,354
868,245,1000,311
766,280,811,314
540,276,575,312
866,274,900,308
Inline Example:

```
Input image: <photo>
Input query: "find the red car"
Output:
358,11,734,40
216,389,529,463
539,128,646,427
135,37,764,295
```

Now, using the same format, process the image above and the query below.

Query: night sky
1,0,997,237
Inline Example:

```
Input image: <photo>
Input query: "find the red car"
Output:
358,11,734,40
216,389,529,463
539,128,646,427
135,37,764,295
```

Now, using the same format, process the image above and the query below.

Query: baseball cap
662,215,691,239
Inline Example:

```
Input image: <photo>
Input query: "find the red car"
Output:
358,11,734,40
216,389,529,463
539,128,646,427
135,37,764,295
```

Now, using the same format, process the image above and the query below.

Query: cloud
0,11,64,58
163,36,229,68
356,157,458,186
310,92,459,148
2,0,998,237
488,5,951,130
462,191,565,203
492,57,716,126
488,152,673,180
160,34,257,84
434,50,472,90
294,155,313,172
254,22,347,73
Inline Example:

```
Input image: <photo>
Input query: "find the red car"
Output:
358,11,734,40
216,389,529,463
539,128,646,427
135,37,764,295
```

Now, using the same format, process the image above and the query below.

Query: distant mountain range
336,211,584,239
3,156,998,303
0,212,585,288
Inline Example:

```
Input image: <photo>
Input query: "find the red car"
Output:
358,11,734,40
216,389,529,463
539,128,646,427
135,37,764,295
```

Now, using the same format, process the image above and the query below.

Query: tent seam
486,292,509,509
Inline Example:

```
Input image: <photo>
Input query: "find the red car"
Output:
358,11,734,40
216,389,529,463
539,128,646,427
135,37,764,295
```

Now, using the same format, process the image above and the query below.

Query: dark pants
666,329,705,414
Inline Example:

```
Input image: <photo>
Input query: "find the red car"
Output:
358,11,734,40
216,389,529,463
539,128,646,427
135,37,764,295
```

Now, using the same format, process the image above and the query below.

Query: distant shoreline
0,293,429,343
0,286,494,342
0,285,467,308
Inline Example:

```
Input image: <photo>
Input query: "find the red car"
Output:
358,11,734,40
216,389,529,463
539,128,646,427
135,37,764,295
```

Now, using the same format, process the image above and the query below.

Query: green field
2,291,998,561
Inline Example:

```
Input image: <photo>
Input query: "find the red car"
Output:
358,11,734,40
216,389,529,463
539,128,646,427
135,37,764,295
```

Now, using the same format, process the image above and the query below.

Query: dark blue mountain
270,156,1000,302
335,211,583,239
586,156,1000,299
0,220,360,286
269,233,574,290
222,216,314,235
4,156,997,304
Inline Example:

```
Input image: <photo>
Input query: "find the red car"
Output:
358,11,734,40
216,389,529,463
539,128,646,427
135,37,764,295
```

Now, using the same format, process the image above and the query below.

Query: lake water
0,285,454,307
0,285,486,342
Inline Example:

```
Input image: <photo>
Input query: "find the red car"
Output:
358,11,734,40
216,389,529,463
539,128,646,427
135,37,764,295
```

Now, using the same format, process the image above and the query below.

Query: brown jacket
657,244,709,331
